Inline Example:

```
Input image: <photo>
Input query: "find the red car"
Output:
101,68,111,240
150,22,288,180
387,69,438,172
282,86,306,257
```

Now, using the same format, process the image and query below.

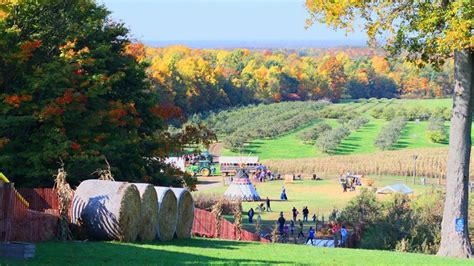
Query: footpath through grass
2,238,470,265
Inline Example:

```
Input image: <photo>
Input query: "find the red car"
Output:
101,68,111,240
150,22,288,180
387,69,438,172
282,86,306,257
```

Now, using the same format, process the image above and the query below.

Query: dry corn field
264,148,474,180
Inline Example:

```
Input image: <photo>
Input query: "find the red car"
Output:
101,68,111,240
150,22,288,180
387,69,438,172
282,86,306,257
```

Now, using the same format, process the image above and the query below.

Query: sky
99,0,367,48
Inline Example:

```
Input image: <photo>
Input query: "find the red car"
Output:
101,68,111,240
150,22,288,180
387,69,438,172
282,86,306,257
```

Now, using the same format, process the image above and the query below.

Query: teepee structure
224,169,260,201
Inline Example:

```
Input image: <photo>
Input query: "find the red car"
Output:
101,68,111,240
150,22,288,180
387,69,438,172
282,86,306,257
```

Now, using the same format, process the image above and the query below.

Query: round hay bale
155,187,177,241
133,183,159,241
171,188,194,239
72,180,141,242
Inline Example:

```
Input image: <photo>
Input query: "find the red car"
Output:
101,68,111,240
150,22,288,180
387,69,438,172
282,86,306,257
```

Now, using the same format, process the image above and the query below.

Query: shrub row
371,106,451,121
316,126,351,153
374,118,407,150
347,117,370,131
298,122,332,144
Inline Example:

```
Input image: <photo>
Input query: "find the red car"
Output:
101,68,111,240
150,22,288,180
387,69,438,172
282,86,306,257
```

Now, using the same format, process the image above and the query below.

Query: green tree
0,0,185,187
306,0,473,257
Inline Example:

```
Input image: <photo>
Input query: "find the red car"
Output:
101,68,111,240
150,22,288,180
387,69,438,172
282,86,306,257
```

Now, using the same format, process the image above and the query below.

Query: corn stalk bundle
53,164,74,241
71,180,141,242
232,201,242,240
154,187,178,241
170,188,194,239
92,159,115,181
211,199,224,238
133,183,159,241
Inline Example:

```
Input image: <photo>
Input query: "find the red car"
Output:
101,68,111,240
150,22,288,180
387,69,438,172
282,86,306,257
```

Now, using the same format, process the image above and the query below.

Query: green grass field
2,238,470,265
196,177,435,233
221,98,468,160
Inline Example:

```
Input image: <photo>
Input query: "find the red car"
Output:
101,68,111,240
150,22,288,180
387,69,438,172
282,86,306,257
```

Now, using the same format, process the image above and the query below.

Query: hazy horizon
100,0,367,48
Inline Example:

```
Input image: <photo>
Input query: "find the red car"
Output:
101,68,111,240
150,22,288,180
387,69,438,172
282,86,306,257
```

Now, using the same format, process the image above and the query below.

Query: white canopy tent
376,184,414,195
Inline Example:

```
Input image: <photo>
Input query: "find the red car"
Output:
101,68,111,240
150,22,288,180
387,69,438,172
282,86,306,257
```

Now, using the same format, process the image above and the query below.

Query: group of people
252,164,273,182
338,172,362,192
291,206,310,221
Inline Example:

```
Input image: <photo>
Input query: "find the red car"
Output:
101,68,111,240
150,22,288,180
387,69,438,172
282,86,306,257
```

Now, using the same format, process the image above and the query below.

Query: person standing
303,206,309,222
332,223,340,247
278,212,286,234
290,220,295,236
280,186,288,200
312,214,317,224
256,213,262,226
292,207,298,221
339,175,347,192
340,226,348,248
248,208,255,223
306,227,315,245
266,197,272,212
297,219,304,239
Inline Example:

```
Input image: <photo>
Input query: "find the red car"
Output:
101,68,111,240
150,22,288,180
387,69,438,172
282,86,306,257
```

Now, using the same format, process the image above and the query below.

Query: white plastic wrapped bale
154,187,178,241
133,183,159,241
170,188,194,238
71,180,141,242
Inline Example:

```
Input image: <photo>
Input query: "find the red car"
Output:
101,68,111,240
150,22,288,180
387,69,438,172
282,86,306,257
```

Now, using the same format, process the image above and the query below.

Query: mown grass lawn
196,177,434,233
2,238,470,265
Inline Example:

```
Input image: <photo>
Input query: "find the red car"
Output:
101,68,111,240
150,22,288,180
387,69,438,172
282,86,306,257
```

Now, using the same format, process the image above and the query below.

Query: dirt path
208,142,223,157
195,175,226,191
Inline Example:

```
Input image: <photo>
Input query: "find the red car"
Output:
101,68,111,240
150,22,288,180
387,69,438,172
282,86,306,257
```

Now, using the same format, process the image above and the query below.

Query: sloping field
221,98,465,160
2,238,469,265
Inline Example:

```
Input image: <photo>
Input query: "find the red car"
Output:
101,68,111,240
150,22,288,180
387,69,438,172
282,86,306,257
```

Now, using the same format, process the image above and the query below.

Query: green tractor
190,160,213,177
189,151,216,177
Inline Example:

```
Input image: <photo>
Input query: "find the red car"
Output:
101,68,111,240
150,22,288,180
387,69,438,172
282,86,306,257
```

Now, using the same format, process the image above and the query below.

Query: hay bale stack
171,188,194,239
133,183,159,241
155,187,177,241
72,180,141,242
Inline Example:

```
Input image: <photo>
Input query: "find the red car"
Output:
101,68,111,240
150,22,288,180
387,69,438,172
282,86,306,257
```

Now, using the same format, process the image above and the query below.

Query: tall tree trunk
438,49,473,258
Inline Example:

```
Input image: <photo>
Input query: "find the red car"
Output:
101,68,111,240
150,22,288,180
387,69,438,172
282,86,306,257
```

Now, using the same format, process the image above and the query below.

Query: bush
381,107,397,120
374,118,407,150
426,117,447,143
337,188,382,226
316,131,340,153
338,189,444,254
298,122,332,144
316,126,351,153
348,117,370,131
371,107,384,119
401,190,444,254
427,130,447,143
223,133,248,152
361,194,413,250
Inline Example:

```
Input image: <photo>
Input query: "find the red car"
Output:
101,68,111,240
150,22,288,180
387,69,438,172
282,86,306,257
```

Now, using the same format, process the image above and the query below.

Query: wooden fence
2,187,269,244
191,208,270,243
0,184,58,243
17,188,59,212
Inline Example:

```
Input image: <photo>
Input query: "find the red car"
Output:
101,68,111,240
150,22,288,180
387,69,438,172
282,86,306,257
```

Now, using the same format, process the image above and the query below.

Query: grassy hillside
220,98,464,160
3,238,469,265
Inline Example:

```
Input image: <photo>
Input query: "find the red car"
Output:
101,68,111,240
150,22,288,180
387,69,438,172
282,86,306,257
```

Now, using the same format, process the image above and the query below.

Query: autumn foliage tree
306,0,473,258
0,0,196,187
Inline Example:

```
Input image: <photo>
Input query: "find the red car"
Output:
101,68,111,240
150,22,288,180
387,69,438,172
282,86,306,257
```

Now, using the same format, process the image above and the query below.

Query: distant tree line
146,46,454,115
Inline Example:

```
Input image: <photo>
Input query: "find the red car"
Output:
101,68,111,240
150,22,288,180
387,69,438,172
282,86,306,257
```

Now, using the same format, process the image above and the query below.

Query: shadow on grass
393,123,413,149
25,239,290,265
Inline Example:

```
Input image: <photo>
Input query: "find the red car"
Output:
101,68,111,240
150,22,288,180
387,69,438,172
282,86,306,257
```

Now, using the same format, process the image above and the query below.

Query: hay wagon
219,156,259,176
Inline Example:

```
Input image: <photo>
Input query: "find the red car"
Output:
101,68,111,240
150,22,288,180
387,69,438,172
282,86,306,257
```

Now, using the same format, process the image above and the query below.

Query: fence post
3,183,14,242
